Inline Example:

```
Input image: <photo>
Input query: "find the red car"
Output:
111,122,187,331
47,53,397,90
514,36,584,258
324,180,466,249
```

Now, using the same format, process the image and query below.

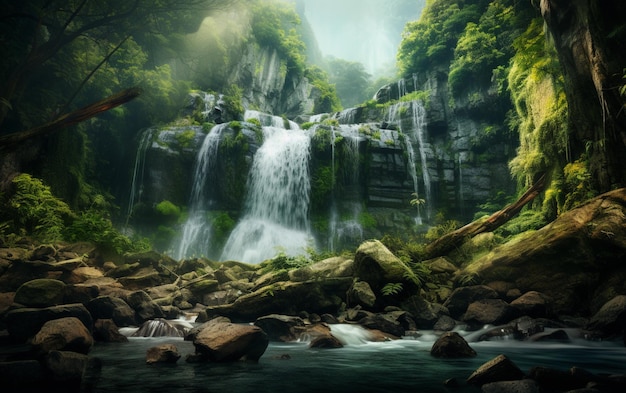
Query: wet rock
401,294,443,329
443,285,499,319
32,317,93,354
125,290,164,322
191,320,269,362
309,334,343,349
146,344,181,364
45,350,89,381
5,303,93,341
430,332,476,358
352,240,417,295
254,314,306,342
510,291,552,318
93,319,128,342
585,295,626,339
64,284,99,305
30,244,57,261
67,266,103,284
87,296,137,327
288,256,354,282
185,316,231,341
14,278,66,307
512,316,544,339
357,312,406,337
346,280,376,308
433,315,456,331
462,299,520,327
467,354,525,386
481,379,539,393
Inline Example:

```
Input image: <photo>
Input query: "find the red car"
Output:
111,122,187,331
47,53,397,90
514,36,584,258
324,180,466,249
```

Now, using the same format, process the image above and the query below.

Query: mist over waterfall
220,123,314,263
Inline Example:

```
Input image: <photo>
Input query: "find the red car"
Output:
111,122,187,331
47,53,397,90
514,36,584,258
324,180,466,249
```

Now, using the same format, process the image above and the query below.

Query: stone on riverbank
191,319,269,362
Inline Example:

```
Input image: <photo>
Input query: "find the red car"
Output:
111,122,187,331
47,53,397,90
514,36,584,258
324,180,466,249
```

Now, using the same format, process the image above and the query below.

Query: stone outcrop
146,344,181,364
460,188,626,316
5,303,93,342
31,317,93,355
14,278,66,307
190,319,269,362
430,332,476,358
467,354,525,386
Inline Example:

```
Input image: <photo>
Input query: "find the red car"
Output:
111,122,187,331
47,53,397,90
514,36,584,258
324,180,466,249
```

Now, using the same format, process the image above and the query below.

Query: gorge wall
124,39,517,263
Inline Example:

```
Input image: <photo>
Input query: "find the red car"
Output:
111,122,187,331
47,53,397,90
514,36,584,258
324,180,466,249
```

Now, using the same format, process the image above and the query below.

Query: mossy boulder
14,279,66,308
353,240,417,295
461,188,626,316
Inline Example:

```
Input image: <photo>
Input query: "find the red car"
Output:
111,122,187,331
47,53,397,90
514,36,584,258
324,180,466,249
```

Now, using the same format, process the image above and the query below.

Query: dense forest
0,0,625,260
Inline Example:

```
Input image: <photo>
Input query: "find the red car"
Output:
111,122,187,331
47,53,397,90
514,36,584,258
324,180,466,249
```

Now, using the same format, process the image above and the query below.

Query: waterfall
126,128,155,224
245,109,296,129
409,100,432,221
220,126,313,263
397,78,406,99
387,102,423,224
174,123,226,260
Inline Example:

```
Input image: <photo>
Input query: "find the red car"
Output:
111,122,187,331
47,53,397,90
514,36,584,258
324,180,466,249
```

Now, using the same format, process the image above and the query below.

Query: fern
381,282,403,296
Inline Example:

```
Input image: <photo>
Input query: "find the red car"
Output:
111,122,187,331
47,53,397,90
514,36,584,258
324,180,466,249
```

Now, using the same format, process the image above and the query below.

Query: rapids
88,324,626,392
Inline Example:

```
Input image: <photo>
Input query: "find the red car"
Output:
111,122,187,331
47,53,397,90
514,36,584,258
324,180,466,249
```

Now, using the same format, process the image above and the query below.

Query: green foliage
323,56,371,108
155,200,182,224
260,250,313,273
64,210,148,255
174,129,196,149
497,209,547,238
562,158,596,211
250,1,306,78
209,211,236,243
305,66,342,114
357,212,377,229
425,220,460,242
311,165,335,210
223,85,244,120
5,174,72,242
381,282,404,296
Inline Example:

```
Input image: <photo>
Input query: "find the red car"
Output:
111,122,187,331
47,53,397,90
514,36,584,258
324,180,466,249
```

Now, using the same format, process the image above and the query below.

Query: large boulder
510,291,553,318
87,296,137,327
462,299,520,327
462,189,626,316
352,240,417,296
5,303,93,341
443,285,499,319
254,314,306,342
125,290,164,322
585,295,626,339
146,344,181,364
467,354,525,386
430,332,476,358
31,317,93,355
14,278,66,307
346,280,376,308
207,279,352,322
288,256,354,282
45,350,90,382
190,320,269,362
93,319,128,342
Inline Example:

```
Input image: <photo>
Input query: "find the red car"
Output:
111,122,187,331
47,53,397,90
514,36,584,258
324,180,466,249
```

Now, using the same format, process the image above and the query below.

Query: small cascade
329,324,374,345
130,318,192,338
200,92,216,119
387,101,423,224
409,100,432,220
245,109,297,129
336,107,358,124
174,123,226,260
220,126,313,263
397,78,406,99
126,128,155,224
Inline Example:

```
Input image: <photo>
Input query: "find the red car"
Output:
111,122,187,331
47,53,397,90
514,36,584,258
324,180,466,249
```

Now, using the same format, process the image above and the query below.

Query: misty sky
300,0,425,76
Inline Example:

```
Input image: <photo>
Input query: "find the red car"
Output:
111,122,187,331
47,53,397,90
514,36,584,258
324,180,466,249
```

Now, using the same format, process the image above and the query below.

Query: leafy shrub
155,200,181,217
5,174,72,241
381,282,403,296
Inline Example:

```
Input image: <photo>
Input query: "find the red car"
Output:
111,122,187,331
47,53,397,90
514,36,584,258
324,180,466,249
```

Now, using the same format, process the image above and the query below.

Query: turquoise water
88,329,626,393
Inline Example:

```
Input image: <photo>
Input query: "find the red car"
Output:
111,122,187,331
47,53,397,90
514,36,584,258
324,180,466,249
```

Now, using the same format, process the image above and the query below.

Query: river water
87,326,626,393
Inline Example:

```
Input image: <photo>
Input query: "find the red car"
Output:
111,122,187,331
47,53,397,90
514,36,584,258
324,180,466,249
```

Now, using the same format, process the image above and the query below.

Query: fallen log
0,87,141,149
424,173,548,259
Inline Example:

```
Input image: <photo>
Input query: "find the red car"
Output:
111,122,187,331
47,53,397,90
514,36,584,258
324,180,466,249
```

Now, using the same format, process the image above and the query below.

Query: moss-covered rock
353,240,416,294
461,188,626,316
14,279,66,308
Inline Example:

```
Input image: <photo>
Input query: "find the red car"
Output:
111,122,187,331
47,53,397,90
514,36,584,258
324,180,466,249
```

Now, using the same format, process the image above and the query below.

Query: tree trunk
0,87,141,149
539,0,626,191
424,173,547,259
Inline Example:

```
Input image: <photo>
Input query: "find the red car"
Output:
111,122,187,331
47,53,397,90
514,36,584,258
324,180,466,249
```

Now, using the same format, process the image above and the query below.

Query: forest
1,0,624,260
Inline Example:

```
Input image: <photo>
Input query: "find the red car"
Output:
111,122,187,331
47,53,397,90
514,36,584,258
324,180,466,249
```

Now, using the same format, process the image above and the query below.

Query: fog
300,0,425,76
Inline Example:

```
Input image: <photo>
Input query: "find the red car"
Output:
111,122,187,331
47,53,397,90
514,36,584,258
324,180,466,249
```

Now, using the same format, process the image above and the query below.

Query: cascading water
387,101,425,224
126,128,156,225
174,123,226,260
220,125,313,263
409,100,432,221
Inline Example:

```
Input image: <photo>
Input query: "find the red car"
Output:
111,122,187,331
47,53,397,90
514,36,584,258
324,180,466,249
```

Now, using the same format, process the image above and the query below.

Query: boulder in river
31,316,93,355
190,319,269,362
430,331,476,358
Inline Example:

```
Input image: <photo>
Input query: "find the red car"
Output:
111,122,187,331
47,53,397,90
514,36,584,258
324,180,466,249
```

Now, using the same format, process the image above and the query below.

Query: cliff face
226,44,316,118
540,0,626,191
